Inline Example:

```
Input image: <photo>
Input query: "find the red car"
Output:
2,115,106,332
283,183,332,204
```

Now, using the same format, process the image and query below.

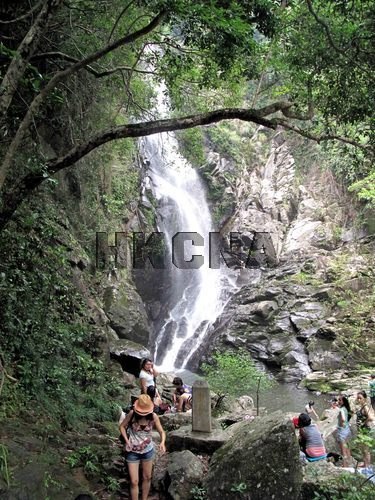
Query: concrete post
192,380,211,433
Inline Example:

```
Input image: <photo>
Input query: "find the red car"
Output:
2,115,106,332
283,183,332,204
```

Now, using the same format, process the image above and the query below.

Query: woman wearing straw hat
119,394,166,500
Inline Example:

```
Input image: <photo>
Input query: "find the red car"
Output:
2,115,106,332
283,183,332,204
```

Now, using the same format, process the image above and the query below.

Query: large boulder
204,412,303,499
163,450,205,500
103,280,150,345
109,338,150,376
167,424,229,455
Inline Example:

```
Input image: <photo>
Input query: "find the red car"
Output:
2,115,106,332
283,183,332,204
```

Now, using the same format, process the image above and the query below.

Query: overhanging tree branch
276,118,369,150
31,52,157,76
0,9,166,189
0,102,370,232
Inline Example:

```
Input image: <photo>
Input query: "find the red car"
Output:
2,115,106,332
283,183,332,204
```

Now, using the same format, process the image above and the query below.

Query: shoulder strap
127,409,134,427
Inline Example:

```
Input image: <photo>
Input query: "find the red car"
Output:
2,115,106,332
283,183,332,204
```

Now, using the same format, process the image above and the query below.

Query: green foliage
312,472,375,500
66,444,120,492
143,0,277,92
0,202,121,428
324,250,375,363
190,485,207,500
206,124,243,165
353,429,375,455
291,271,324,287
201,349,272,402
349,171,375,207
276,1,374,126
230,482,247,494
43,472,63,499
66,445,100,477
101,154,140,220
176,128,206,168
0,445,10,488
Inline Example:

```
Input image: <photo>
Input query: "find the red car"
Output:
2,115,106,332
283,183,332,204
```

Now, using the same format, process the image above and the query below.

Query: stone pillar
192,380,211,433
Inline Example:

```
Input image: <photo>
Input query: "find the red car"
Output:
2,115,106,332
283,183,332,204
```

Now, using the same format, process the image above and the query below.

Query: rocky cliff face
199,128,374,382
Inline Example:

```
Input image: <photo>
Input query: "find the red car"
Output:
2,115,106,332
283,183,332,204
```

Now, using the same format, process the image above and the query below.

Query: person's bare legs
127,462,140,500
340,441,351,467
363,446,371,468
140,459,154,500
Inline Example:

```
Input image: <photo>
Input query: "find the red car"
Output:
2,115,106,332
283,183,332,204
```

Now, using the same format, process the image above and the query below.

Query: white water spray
141,84,237,371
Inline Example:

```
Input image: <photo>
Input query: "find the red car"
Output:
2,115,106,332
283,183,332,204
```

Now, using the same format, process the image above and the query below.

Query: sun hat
133,394,154,415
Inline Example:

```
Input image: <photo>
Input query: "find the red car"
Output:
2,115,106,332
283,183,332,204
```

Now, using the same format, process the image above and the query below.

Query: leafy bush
312,472,375,500
0,203,121,428
201,349,272,412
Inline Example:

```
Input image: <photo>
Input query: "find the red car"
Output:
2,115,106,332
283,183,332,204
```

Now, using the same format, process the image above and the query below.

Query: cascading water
140,85,237,372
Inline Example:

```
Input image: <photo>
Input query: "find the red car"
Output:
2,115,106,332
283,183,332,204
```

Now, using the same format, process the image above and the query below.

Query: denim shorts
126,446,155,464
336,426,351,443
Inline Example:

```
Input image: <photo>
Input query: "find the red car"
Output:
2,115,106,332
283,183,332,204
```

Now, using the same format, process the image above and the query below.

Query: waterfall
140,85,237,371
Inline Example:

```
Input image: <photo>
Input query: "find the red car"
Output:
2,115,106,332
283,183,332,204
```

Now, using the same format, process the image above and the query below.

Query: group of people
119,358,193,500
295,386,375,470
119,361,374,499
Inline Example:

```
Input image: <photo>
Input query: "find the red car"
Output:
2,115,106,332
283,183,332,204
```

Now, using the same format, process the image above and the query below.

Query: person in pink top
298,413,326,461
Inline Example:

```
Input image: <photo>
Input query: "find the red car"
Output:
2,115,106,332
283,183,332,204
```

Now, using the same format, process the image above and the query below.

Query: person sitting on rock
298,413,327,462
172,377,192,407
147,385,162,410
175,386,192,412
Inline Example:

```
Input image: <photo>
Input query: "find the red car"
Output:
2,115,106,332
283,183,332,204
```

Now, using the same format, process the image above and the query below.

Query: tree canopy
0,0,373,229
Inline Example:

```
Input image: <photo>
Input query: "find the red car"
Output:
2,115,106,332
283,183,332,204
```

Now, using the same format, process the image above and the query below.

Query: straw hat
134,394,154,415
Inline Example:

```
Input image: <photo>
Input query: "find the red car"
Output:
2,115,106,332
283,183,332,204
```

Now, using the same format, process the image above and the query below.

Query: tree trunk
0,0,64,122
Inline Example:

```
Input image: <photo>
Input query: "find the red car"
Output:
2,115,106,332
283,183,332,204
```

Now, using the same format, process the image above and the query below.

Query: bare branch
305,0,346,55
108,0,136,42
0,1,42,24
31,51,157,76
275,118,370,150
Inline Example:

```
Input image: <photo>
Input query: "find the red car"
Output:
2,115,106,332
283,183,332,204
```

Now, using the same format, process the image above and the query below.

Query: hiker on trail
335,395,352,467
304,400,319,420
175,386,192,412
172,377,192,407
298,413,327,462
356,390,375,469
119,394,166,500
139,358,161,399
